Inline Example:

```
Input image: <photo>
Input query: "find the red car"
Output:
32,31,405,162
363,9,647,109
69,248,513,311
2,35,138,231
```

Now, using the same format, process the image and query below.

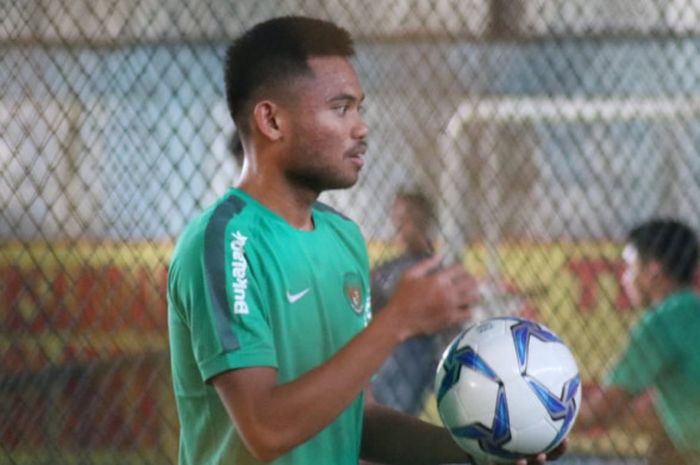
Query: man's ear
252,100,285,142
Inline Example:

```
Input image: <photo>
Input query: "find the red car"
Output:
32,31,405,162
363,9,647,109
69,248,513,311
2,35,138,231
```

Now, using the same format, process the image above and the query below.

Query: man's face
282,56,368,192
622,244,654,308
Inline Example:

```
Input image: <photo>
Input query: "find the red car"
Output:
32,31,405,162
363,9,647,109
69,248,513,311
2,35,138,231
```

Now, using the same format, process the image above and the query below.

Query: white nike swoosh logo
286,288,310,304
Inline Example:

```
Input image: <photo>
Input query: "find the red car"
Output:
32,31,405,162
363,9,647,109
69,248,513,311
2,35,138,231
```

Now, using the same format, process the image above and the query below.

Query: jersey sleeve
170,210,278,384
606,308,677,394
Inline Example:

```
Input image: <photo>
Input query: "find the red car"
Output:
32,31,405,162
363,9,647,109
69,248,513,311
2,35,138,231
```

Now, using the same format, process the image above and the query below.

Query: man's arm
361,398,471,465
213,257,476,462
361,397,568,465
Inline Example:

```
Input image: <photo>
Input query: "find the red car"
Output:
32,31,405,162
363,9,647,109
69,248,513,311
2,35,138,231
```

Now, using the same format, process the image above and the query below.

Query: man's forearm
361,401,471,465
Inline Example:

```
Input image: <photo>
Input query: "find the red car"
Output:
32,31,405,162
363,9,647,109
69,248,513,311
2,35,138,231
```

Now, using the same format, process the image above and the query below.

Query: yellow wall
1,240,662,459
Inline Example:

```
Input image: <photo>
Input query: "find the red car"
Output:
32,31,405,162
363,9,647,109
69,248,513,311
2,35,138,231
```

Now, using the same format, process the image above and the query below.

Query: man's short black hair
224,16,355,134
627,218,699,285
229,130,244,168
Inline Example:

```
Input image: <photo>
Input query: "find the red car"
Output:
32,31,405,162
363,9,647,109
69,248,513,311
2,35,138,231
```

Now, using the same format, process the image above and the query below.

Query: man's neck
649,280,688,306
237,175,318,230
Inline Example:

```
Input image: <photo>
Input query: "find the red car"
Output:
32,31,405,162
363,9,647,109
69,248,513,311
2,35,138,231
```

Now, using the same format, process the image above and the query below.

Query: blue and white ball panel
524,329,578,395
435,317,581,460
501,378,560,454
521,323,582,450
435,341,501,435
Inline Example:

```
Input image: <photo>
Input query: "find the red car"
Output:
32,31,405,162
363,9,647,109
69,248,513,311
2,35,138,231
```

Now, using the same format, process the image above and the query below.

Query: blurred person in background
370,189,445,416
578,218,700,465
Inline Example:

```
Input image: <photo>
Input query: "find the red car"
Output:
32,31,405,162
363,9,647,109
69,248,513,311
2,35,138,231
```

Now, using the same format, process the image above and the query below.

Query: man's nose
352,115,369,139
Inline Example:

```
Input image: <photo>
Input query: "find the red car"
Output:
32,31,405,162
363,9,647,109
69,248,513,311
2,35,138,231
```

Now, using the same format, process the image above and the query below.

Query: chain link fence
3,1,700,464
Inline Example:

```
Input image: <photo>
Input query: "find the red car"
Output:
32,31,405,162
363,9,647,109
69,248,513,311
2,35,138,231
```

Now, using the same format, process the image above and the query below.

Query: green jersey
607,290,700,457
168,188,372,465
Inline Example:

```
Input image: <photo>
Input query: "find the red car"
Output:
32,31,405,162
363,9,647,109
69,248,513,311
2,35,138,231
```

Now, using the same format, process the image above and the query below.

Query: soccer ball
435,317,581,463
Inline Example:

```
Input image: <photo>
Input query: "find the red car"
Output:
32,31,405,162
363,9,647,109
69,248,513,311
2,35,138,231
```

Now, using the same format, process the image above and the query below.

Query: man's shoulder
313,200,352,221
313,201,363,237
173,192,254,258
656,290,700,324
635,290,700,341
658,290,700,313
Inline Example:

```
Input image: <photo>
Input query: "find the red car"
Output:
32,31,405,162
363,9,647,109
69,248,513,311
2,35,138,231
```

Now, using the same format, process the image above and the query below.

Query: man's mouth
347,141,368,158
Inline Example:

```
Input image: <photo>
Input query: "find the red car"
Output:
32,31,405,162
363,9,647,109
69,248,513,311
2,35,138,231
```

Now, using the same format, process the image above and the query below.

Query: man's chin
321,174,360,191
289,169,360,193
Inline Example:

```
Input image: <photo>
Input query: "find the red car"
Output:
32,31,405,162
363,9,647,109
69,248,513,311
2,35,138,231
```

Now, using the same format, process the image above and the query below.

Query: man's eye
334,105,349,115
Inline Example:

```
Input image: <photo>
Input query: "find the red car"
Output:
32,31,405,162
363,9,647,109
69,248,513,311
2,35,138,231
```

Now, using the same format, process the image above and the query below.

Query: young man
578,219,700,465
168,16,565,465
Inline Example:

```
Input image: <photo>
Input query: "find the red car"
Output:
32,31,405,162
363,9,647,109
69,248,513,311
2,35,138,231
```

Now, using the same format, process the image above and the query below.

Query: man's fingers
441,269,479,306
403,254,442,277
545,439,568,460
473,439,568,465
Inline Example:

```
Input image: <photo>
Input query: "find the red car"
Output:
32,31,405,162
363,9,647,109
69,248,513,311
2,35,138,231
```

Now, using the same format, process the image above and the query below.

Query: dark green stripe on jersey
203,195,246,351
313,201,350,220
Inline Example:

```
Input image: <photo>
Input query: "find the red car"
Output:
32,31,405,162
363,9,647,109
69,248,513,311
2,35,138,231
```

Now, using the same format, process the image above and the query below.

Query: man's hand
470,439,568,465
383,255,479,341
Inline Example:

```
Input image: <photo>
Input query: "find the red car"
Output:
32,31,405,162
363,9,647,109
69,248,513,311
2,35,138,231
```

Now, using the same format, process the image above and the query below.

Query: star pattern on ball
525,373,580,450
510,319,562,373
436,341,499,404
450,384,520,460
437,341,520,460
